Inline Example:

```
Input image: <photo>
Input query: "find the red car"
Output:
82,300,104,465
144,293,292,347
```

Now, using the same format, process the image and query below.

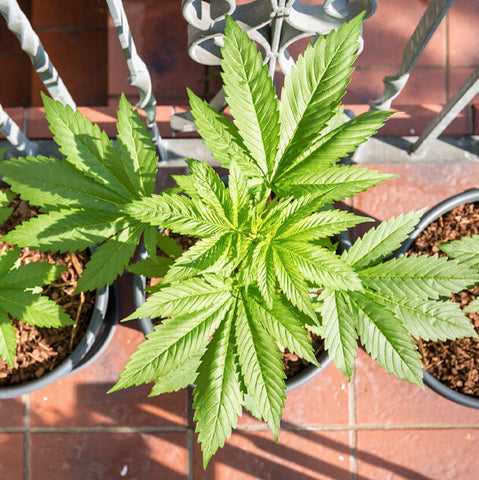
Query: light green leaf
367,290,478,342
275,15,363,178
0,262,64,290
465,298,479,313
126,276,232,320
222,16,280,178
276,164,395,201
440,235,479,270
235,296,286,437
359,254,479,299
116,93,157,196
110,300,232,392
320,289,357,380
149,347,206,396
126,256,173,278
77,224,143,291
194,308,242,468
0,313,16,366
343,211,423,269
255,241,276,309
187,89,262,180
348,291,423,386
249,291,319,366
3,209,125,252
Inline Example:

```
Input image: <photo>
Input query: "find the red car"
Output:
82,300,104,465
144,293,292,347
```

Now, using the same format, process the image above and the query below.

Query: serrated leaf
222,16,280,178
465,297,479,313
110,299,232,392
77,224,143,291
343,211,423,269
163,233,233,283
228,161,250,228
185,158,233,223
3,209,125,252
320,289,357,380
272,246,316,318
276,209,367,242
277,110,393,182
255,241,276,308
187,89,262,180
0,261,64,290
127,194,234,238
275,15,363,178
116,93,157,196
348,291,423,386
126,276,232,320
194,308,242,468
440,235,479,270
156,232,184,260
235,296,286,437
276,242,362,291
42,94,133,200
0,155,128,210
359,254,479,299
248,291,319,366
149,346,206,396
126,256,173,278
0,313,16,366
275,164,395,201
367,289,477,342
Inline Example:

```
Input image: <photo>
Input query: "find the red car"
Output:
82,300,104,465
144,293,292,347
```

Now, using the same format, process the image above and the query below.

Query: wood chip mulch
409,202,479,397
0,194,94,387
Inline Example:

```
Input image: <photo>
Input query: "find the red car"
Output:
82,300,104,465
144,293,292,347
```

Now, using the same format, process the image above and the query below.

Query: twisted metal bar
370,0,455,111
0,0,75,108
106,0,167,161
0,105,37,156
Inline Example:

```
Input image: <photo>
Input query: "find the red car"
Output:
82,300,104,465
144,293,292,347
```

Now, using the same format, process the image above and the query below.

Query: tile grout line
349,365,358,480
23,394,31,480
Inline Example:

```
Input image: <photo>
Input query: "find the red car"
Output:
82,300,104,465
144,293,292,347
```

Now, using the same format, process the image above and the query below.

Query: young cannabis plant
0,247,72,366
0,93,158,292
109,15,479,467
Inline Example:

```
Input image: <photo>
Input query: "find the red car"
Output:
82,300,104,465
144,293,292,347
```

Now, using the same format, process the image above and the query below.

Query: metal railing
0,0,477,165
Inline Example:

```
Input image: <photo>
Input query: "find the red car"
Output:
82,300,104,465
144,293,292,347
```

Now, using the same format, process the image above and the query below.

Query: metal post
370,0,455,111
0,105,37,156
106,0,167,161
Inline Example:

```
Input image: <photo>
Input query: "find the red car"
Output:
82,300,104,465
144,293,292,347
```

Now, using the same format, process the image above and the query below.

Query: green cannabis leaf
0,248,72,366
0,93,158,292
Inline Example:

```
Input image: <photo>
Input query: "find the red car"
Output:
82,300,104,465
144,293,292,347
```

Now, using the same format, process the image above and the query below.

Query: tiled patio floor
1,0,479,479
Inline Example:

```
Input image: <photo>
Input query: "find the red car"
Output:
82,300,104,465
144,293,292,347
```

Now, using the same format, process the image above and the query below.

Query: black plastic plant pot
132,232,352,393
0,283,119,399
396,188,479,409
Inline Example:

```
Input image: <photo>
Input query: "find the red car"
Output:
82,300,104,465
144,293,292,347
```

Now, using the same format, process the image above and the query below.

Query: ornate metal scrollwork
173,0,376,132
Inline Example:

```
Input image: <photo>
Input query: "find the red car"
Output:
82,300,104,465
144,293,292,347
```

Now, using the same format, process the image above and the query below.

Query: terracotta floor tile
357,429,479,480
0,398,24,427
0,433,23,480
195,430,351,480
31,30,107,107
355,349,479,425
29,322,187,428
448,0,479,67
352,163,479,224
282,363,350,427
31,432,187,480
359,0,445,68
108,1,206,104
31,0,107,29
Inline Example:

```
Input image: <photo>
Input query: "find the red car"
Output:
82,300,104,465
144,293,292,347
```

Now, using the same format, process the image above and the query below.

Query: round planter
397,188,479,409
133,232,352,393
0,283,119,399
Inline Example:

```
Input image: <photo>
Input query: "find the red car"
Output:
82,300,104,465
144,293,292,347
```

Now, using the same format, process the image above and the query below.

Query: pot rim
397,188,479,409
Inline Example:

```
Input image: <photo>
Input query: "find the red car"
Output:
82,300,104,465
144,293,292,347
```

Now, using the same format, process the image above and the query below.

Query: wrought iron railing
0,0,477,165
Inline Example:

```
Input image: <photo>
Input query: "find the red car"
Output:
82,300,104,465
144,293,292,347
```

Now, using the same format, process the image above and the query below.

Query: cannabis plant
0,14,477,467
0,246,72,366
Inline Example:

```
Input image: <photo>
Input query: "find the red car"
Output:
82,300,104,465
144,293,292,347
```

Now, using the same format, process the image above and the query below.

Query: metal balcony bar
0,105,37,156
